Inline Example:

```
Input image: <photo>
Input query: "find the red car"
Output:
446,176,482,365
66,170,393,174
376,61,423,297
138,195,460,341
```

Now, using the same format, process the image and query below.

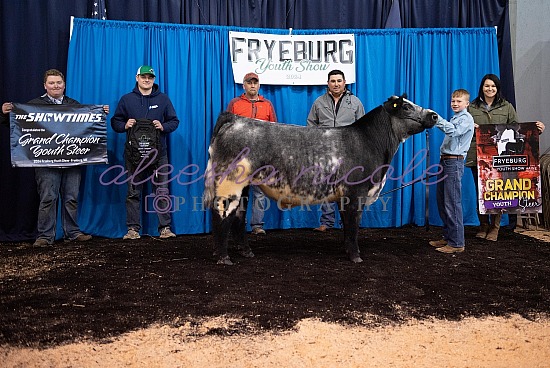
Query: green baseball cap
136,65,156,77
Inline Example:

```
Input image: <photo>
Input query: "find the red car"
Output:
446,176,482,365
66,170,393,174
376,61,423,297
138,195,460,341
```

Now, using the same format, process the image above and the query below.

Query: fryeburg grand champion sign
476,122,542,214
229,31,356,85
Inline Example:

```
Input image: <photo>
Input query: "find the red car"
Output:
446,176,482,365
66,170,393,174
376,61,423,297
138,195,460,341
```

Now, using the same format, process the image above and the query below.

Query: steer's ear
389,95,404,112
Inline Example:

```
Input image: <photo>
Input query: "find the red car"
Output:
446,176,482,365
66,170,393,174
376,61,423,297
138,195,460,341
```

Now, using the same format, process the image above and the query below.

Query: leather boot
485,214,502,242
476,214,490,239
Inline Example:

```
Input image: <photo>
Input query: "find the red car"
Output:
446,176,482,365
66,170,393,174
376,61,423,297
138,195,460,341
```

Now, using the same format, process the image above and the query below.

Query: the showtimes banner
476,122,541,214
10,103,108,167
229,31,356,85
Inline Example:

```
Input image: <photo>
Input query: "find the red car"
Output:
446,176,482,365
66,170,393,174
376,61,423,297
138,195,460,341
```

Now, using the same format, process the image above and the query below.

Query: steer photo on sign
9,103,108,167
476,122,542,215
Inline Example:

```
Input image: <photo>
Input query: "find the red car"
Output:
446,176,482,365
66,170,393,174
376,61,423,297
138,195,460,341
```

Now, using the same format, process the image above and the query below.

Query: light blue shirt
435,109,474,158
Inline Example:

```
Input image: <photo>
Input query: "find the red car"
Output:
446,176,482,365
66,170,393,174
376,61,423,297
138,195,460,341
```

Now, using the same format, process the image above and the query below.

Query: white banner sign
229,31,356,85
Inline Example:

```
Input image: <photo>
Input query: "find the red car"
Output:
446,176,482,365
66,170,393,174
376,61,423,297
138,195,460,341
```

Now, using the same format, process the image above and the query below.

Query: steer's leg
211,193,246,265
231,186,254,258
212,174,251,264
340,197,363,263
211,207,235,265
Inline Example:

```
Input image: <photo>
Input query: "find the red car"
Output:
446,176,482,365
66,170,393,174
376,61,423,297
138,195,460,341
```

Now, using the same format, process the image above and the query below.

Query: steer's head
385,94,438,142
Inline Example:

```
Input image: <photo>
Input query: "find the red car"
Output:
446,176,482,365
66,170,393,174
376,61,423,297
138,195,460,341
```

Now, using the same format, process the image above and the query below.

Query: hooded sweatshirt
111,83,179,156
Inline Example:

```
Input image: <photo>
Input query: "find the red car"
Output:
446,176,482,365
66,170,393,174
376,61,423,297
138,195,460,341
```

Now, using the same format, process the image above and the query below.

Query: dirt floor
1,225,549,367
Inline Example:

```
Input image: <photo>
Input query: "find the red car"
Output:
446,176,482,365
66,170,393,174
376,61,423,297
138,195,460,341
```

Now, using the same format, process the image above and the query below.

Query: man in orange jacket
226,72,277,235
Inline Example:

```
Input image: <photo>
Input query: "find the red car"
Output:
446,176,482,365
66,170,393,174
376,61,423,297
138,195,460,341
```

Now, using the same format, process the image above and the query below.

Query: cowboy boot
485,214,502,242
476,214,490,239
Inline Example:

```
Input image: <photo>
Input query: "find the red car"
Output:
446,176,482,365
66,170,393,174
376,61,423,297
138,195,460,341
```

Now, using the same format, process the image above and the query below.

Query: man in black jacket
1,69,108,246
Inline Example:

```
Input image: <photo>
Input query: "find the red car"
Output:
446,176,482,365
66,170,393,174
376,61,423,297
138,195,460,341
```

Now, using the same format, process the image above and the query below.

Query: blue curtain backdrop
0,0,513,241
67,19,499,238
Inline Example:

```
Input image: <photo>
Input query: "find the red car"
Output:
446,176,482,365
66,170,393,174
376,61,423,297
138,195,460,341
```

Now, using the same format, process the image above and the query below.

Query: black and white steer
204,95,437,265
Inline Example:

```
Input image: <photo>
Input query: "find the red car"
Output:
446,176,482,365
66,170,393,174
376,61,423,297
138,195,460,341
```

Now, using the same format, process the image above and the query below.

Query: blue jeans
35,167,83,243
126,154,172,231
250,186,266,229
319,202,337,228
436,158,465,247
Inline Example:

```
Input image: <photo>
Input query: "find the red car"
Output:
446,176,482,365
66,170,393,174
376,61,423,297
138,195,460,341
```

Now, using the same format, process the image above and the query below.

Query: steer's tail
203,112,236,208
210,111,235,143
203,146,216,208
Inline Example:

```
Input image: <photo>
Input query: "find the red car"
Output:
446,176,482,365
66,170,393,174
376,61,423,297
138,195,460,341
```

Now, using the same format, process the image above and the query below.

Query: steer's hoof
350,255,363,263
238,249,255,258
216,256,234,265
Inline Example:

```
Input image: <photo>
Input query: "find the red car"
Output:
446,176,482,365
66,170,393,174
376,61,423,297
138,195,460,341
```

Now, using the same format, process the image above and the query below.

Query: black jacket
0,94,79,125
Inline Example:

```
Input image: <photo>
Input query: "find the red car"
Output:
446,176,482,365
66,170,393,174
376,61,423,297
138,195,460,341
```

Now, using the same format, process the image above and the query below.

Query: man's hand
2,102,13,114
153,119,163,131
125,118,136,130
